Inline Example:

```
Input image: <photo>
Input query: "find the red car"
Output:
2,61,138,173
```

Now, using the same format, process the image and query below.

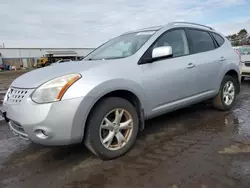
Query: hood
11,60,101,88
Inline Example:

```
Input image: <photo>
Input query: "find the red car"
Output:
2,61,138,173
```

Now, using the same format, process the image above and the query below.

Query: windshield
85,31,156,60
238,46,250,55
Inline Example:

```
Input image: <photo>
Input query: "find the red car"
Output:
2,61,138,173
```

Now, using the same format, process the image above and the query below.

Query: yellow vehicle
37,57,49,67
37,53,76,67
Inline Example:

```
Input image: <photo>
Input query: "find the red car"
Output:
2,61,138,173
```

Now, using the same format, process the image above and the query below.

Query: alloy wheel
99,108,133,151
223,81,235,106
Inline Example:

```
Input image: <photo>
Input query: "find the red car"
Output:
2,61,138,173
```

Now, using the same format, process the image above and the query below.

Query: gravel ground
0,73,250,188
0,70,29,90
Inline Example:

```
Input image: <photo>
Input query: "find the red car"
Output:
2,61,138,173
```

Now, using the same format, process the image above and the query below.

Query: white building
0,48,94,68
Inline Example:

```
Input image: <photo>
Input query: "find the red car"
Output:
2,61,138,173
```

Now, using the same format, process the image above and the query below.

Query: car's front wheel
212,75,237,111
84,97,139,160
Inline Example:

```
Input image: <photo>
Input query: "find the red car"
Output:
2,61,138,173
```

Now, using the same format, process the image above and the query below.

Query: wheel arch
225,69,240,94
85,89,145,135
71,79,148,143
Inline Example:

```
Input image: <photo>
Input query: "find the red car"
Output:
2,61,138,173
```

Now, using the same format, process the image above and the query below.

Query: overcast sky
0,0,250,48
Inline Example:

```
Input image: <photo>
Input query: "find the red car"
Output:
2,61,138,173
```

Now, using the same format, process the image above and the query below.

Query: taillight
234,49,241,62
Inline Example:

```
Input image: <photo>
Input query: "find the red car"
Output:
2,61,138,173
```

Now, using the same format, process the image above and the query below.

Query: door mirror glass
152,46,173,59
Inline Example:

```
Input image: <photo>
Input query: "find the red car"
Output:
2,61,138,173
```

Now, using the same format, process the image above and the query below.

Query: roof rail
171,22,214,30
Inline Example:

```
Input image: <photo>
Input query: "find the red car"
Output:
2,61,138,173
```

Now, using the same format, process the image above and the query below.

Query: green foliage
227,29,250,46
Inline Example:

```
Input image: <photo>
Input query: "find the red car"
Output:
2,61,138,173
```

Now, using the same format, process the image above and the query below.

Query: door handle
187,63,196,69
220,57,226,62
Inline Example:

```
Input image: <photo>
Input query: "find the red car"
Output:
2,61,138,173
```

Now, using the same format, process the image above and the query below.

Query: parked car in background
0,64,4,71
238,46,250,81
0,56,4,70
1,22,241,160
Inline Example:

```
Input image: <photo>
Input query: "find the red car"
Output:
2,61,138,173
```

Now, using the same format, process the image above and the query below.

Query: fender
70,79,149,141
217,62,241,91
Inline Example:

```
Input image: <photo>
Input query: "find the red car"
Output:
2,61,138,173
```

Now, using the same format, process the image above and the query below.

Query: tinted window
154,29,189,57
188,29,215,53
212,33,225,47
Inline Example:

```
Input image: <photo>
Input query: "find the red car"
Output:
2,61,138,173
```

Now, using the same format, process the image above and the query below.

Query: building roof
45,50,77,55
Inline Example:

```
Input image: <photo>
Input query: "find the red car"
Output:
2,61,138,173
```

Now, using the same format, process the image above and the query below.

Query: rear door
186,28,223,93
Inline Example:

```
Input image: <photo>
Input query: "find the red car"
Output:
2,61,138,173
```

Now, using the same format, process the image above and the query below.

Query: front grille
5,87,29,104
244,62,250,67
242,72,250,76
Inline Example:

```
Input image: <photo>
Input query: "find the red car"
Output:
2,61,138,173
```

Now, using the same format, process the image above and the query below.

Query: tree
227,29,250,46
238,29,247,36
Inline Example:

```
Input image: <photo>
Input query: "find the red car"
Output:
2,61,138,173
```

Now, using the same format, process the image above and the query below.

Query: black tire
212,75,238,111
241,76,245,82
84,97,139,160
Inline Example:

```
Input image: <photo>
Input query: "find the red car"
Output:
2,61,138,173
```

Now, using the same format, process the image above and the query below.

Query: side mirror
152,46,173,59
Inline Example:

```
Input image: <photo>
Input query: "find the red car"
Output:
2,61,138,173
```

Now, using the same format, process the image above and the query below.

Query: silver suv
1,22,241,159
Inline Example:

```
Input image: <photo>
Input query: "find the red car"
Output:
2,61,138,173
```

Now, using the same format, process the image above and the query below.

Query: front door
140,29,197,113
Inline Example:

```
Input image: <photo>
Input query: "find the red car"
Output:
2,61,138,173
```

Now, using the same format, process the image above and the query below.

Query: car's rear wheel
212,75,237,111
84,97,139,160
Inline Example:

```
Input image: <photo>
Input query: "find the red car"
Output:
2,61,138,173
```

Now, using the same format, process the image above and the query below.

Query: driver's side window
154,29,189,57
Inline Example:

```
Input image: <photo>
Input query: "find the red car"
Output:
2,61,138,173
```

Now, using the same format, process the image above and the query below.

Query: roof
169,22,214,31
45,51,77,55
123,22,215,35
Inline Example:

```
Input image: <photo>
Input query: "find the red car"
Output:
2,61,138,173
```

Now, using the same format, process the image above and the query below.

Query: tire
84,97,139,160
212,75,238,111
241,76,245,82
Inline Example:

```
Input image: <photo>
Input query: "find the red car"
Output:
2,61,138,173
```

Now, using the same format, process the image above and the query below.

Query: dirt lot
0,70,29,103
0,70,29,90
0,73,250,188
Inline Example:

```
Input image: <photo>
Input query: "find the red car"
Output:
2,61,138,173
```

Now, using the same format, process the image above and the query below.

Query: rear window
238,47,250,55
188,29,216,54
211,33,225,47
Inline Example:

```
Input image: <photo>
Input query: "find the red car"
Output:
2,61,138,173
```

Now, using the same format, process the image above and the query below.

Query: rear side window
211,33,225,47
188,29,216,54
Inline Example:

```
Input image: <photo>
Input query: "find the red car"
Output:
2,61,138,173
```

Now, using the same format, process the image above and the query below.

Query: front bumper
241,62,250,77
2,91,84,145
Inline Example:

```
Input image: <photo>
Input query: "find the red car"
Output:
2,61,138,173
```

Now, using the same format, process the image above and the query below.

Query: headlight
31,74,81,103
